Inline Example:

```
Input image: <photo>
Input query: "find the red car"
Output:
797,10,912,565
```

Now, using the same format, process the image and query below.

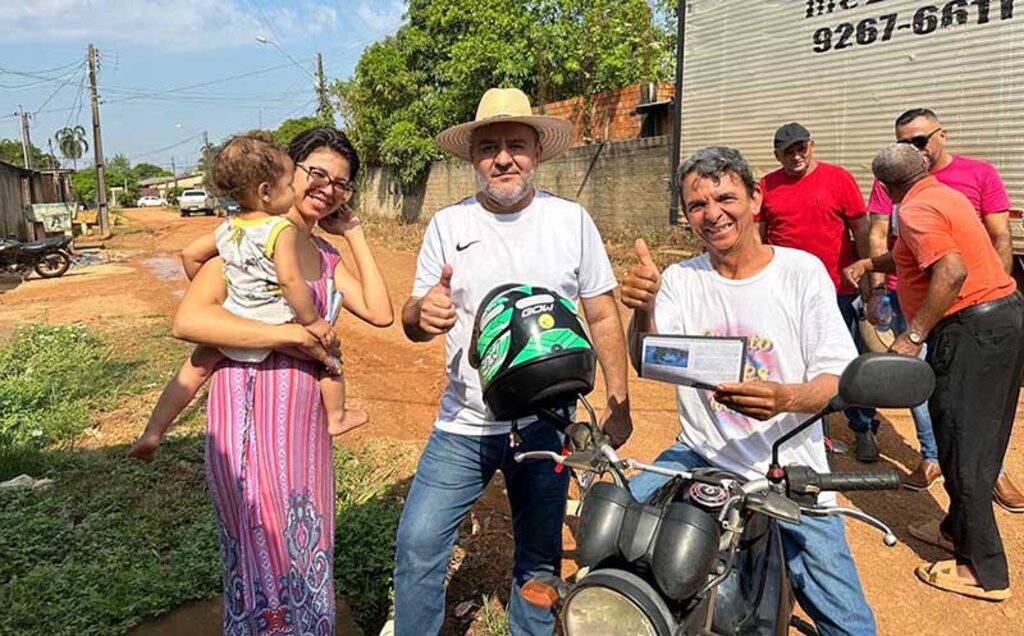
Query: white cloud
355,1,405,35
0,0,341,52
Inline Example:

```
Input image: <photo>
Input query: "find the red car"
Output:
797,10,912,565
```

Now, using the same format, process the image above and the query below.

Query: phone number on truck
811,0,1015,54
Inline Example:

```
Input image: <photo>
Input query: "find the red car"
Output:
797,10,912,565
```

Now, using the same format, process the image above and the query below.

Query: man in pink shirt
865,108,1023,512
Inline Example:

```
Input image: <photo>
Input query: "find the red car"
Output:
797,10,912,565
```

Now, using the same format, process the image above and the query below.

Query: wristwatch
907,329,926,345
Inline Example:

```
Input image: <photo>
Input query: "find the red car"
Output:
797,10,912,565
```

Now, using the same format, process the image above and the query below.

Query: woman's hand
318,203,362,236
281,324,334,368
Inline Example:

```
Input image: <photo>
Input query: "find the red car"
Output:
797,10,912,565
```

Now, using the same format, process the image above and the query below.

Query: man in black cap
755,123,877,461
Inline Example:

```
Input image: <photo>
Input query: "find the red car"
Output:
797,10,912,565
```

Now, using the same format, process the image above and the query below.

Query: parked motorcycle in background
0,235,74,280
517,353,935,636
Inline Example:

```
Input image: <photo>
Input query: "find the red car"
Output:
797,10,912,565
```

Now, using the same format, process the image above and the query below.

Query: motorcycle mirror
770,353,934,478
832,353,935,410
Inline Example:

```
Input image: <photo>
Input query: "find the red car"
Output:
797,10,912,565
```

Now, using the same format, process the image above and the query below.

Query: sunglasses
296,163,357,195
897,128,942,150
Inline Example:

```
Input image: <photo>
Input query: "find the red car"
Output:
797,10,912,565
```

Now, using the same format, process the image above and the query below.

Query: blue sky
0,0,406,174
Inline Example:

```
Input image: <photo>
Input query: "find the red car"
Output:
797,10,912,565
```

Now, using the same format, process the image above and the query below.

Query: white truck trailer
676,0,1023,274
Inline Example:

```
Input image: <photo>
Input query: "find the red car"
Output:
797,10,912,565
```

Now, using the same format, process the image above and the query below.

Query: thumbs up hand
621,239,661,314
419,264,457,335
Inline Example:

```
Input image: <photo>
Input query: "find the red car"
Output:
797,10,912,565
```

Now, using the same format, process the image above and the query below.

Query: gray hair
871,143,929,187
677,146,757,198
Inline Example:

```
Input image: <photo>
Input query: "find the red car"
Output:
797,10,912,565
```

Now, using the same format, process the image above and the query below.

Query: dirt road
1,208,1021,635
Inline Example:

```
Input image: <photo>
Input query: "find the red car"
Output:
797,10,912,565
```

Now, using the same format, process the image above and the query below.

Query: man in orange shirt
846,144,1022,601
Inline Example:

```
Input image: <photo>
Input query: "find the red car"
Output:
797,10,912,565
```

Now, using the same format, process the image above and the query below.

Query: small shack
0,162,76,242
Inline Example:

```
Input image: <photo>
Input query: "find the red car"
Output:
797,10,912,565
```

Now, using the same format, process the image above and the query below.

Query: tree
533,0,666,139
0,138,58,169
269,116,329,148
337,0,671,188
132,163,171,181
54,126,89,169
70,168,98,204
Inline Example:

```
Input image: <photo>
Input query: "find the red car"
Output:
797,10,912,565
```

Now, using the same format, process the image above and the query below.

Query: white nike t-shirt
654,247,856,496
412,191,617,436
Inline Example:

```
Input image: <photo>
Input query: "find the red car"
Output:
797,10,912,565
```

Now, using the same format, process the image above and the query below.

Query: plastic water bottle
875,296,893,332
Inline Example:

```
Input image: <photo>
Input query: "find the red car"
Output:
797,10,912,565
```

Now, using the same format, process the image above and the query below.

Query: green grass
0,324,143,479
0,324,411,635
0,436,221,635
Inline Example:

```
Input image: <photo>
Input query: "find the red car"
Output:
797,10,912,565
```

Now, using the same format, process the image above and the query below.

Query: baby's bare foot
328,408,369,436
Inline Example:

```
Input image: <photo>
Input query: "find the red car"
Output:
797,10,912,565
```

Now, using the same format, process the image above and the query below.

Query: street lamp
255,35,330,122
255,35,317,82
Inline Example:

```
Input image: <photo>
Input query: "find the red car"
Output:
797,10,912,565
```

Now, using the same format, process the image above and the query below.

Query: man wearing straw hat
391,88,632,635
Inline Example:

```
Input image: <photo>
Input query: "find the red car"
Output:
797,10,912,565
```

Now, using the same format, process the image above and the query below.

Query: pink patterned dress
205,238,340,635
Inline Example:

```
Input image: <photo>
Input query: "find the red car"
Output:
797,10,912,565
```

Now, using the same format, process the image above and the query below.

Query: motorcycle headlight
562,569,674,636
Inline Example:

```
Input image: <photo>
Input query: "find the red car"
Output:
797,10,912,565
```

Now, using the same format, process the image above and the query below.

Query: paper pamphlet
639,334,746,391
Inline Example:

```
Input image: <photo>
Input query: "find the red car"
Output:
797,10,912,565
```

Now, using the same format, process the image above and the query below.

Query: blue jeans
837,294,879,433
888,291,939,462
631,443,877,636
393,424,569,636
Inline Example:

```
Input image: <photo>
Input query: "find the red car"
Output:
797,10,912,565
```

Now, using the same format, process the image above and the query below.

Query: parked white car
136,195,167,208
177,189,216,217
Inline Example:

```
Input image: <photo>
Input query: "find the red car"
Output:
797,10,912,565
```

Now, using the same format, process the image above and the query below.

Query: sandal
907,520,954,553
915,560,1011,602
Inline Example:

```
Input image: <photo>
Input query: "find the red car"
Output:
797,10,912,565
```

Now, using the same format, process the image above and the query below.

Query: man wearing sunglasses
863,108,1023,513
755,123,879,463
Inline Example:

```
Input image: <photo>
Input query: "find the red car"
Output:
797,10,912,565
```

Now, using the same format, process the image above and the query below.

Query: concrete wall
356,136,673,229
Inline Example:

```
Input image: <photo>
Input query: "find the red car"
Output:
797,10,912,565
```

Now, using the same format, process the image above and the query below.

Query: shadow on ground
828,413,951,562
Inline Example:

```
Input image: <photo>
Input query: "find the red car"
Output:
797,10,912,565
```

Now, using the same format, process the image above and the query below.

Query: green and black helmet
469,284,596,420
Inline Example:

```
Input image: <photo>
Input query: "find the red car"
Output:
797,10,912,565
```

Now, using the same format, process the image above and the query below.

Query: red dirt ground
1,208,1021,635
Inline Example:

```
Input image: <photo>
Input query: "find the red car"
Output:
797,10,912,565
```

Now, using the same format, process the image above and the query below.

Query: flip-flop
915,560,1011,602
907,520,954,553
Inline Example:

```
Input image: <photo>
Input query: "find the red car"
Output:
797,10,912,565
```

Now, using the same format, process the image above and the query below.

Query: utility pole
668,0,687,225
171,156,178,190
18,106,32,169
202,131,211,177
315,52,330,121
87,43,109,236
47,139,56,169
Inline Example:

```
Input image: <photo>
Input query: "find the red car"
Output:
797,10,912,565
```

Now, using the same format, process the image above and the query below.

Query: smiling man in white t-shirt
390,88,632,636
620,146,875,636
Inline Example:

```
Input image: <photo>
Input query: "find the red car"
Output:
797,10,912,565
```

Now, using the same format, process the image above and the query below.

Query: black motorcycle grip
815,470,901,492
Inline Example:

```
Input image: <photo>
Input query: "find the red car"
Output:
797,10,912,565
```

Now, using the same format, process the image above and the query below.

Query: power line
2,59,84,76
98,59,307,106
32,61,87,115
128,133,203,160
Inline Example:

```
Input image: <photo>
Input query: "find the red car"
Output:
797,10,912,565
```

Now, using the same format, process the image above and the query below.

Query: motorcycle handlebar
787,465,901,494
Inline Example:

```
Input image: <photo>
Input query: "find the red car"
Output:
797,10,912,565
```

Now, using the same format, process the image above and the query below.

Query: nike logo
456,240,480,252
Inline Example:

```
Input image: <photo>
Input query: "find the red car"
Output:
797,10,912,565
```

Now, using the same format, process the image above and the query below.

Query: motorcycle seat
20,237,68,253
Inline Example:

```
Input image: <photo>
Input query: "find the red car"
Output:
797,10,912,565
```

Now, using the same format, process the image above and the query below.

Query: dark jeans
393,423,569,635
927,293,1024,590
837,294,878,432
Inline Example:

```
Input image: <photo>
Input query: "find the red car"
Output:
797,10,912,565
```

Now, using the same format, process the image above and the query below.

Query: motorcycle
0,235,74,280
516,353,935,636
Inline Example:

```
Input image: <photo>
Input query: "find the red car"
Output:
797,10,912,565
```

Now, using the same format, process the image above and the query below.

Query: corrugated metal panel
681,0,1024,205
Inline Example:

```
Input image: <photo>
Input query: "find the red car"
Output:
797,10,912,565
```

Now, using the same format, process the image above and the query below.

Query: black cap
773,122,811,152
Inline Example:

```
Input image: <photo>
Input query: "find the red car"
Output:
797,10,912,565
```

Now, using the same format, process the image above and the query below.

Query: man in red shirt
847,143,1022,602
757,123,877,462
864,108,1023,511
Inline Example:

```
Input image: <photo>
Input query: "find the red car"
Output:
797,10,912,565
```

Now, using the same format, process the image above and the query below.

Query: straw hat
435,88,574,162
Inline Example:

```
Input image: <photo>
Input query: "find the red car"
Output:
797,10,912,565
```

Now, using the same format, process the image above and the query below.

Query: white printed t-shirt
412,191,617,436
654,246,856,496
215,215,296,363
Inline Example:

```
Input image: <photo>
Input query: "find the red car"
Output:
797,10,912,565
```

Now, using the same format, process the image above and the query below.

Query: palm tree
54,125,89,170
